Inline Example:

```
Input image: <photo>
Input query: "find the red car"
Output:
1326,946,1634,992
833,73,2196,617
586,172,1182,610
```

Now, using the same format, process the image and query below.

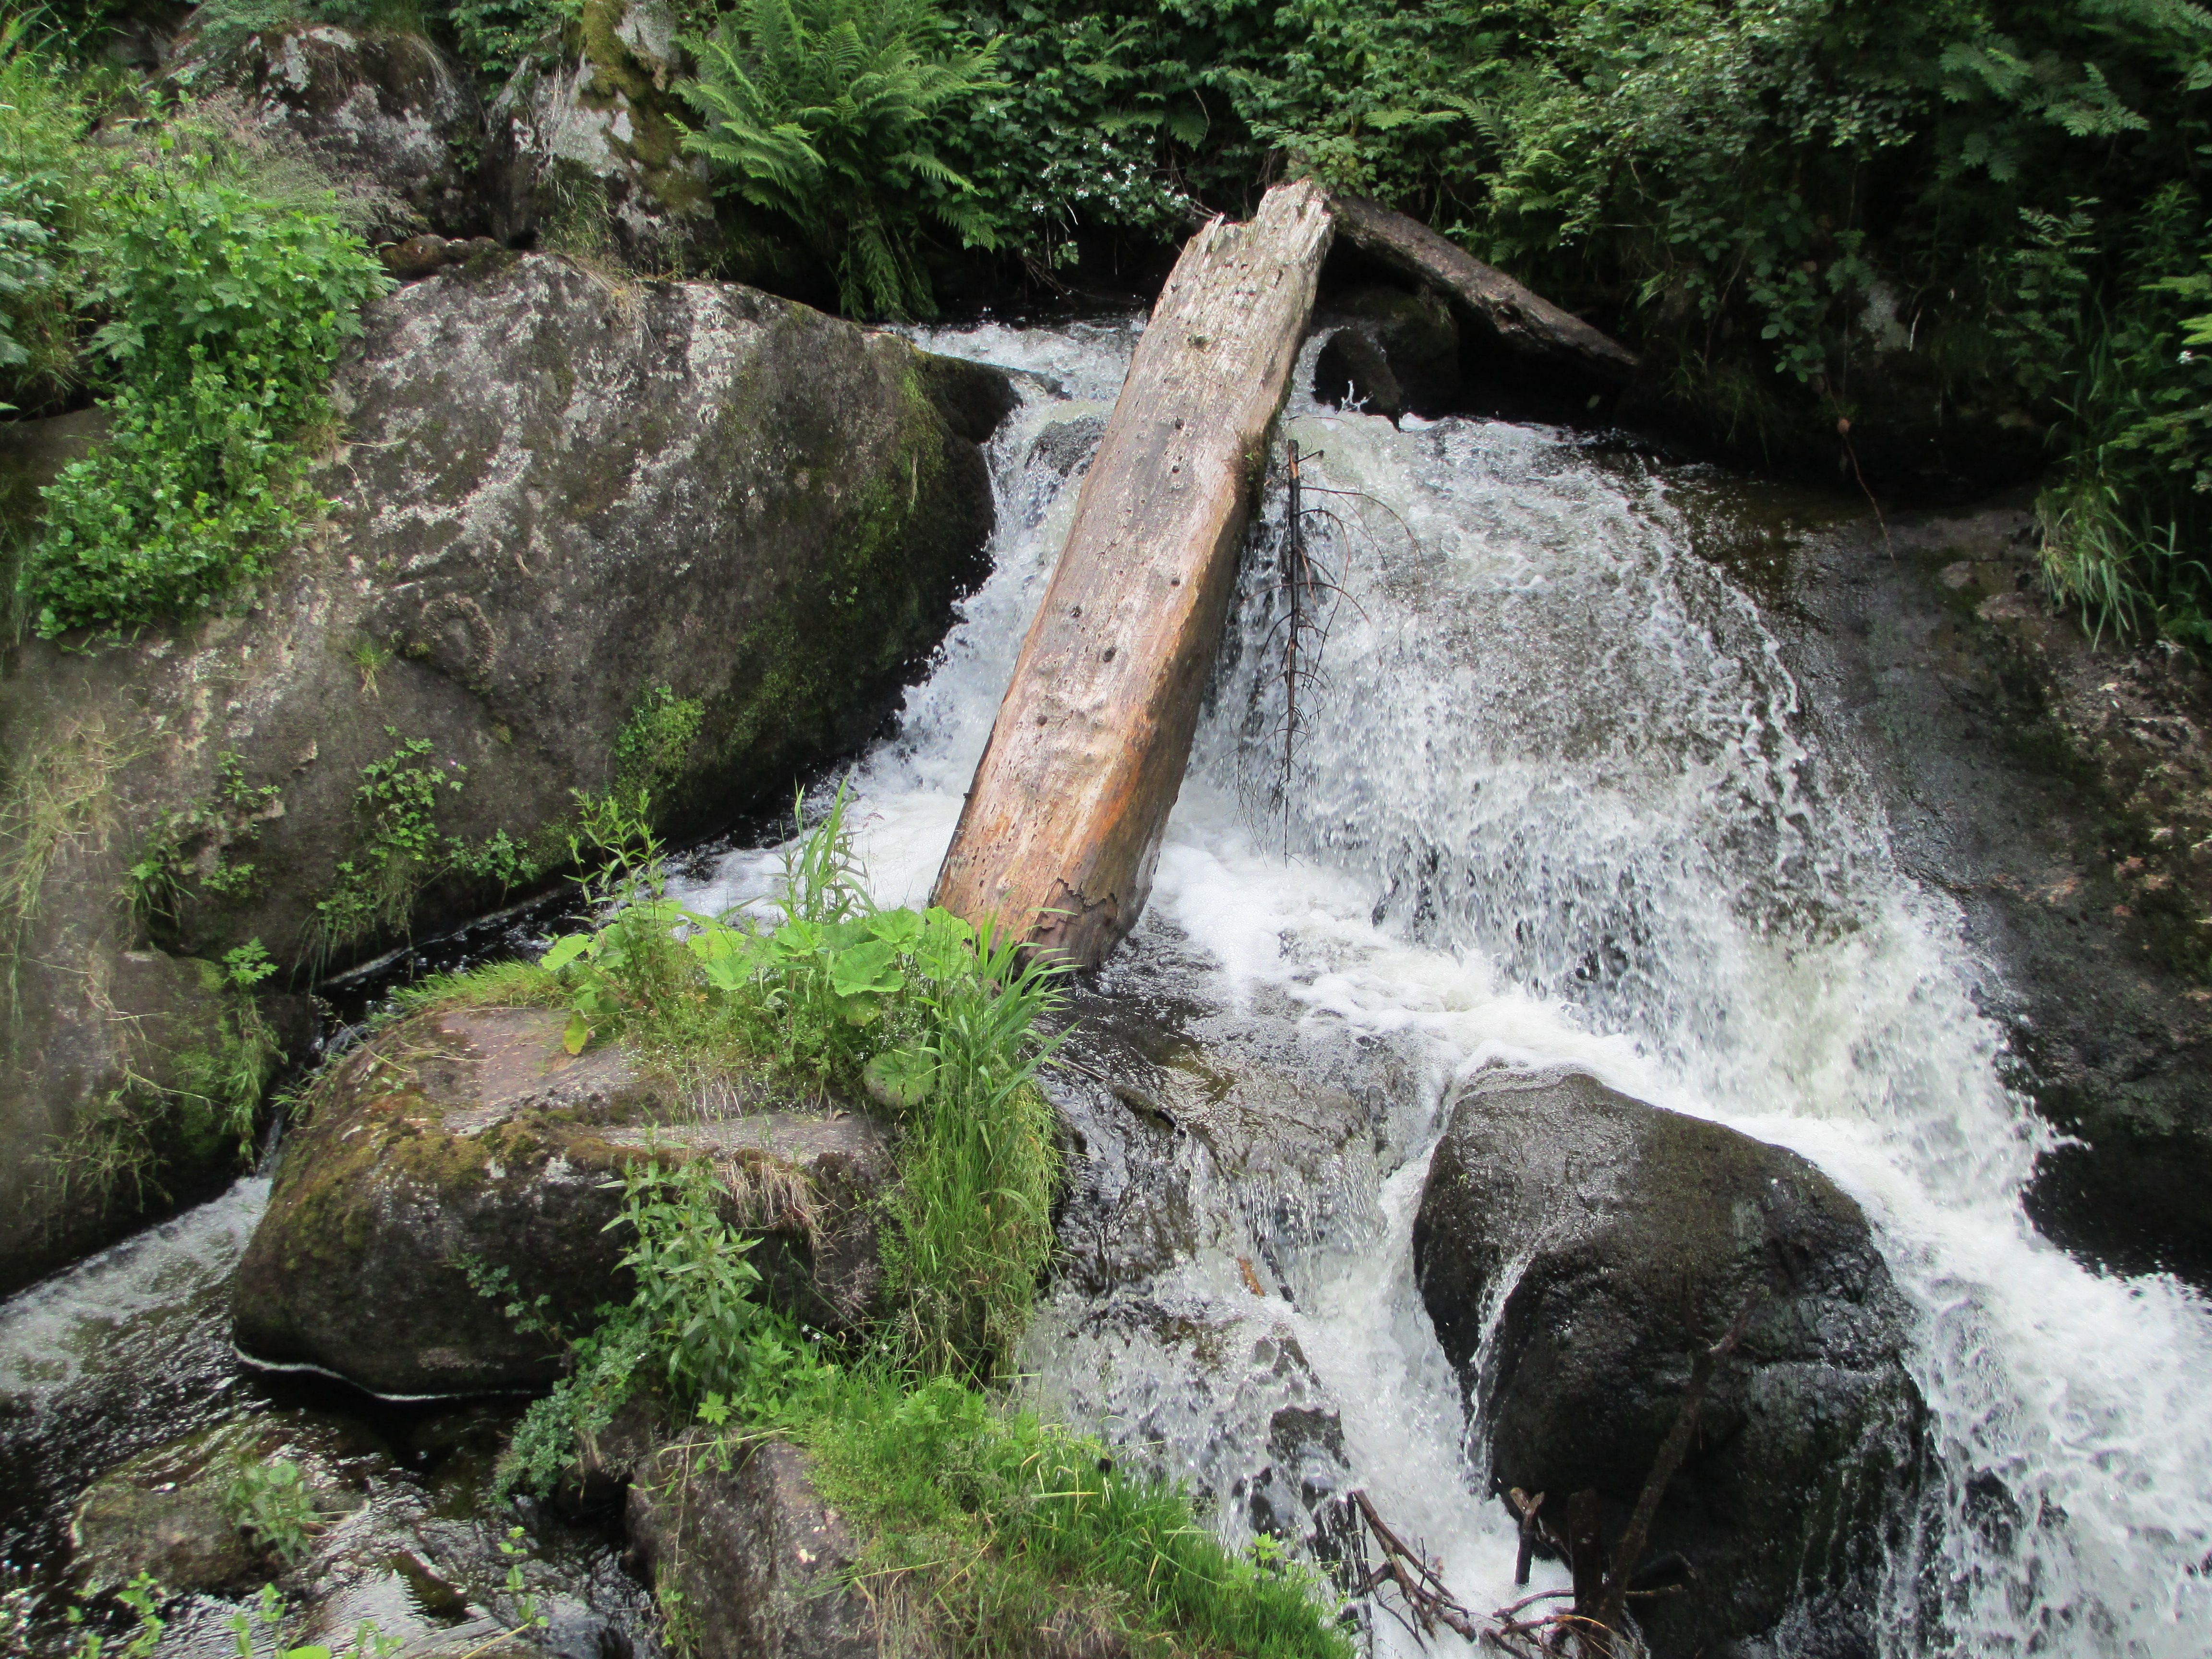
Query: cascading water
8,314,2208,1659
678,317,2212,1657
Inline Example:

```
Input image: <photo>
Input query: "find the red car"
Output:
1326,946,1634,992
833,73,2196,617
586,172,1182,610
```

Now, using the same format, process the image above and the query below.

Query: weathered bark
1332,193,1638,382
932,178,1335,966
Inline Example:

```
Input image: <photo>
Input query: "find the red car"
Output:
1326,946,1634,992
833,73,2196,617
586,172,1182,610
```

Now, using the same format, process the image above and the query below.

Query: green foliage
130,750,284,928
485,1164,1347,1658
313,728,541,958
222,1458,322,1564
0,13,116,404
21,144,389,635
227,1583,402,1659
678,0,1003,318
62,1573,167,1659
526,785,1063,1371
613,684,704,797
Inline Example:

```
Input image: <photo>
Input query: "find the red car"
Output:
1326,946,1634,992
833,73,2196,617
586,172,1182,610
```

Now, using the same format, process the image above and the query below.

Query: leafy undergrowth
417,793,1350,1658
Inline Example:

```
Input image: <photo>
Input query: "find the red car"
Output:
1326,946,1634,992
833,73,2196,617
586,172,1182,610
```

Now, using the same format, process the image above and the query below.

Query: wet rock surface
1413,1068,1924,1659
0,253,1005,1288
1778,500,2212,1285
233,1007,893,1396
1312,284,1461,422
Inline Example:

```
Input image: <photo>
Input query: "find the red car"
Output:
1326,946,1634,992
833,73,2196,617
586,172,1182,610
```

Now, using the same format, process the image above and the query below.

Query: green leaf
542,933,594,971
829,937,904,996
863,1044,938,1108
564,1010,591,1055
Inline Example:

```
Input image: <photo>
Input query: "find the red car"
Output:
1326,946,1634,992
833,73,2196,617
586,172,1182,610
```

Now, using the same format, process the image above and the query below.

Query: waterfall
680,317,2212,1657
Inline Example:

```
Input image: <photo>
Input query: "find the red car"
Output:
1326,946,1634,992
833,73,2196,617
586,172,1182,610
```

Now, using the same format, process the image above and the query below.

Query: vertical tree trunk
931,179,1334,966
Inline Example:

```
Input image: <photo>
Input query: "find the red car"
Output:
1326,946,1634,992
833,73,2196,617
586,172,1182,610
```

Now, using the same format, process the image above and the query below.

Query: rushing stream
8,316,2211,1657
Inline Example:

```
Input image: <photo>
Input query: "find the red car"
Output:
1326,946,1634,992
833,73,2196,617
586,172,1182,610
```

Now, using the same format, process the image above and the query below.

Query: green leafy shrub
444,795,1342,1652
678,0,1003,318
222,1458,322,1563
313,729,541,959
0,16,118,408
22,149,388,635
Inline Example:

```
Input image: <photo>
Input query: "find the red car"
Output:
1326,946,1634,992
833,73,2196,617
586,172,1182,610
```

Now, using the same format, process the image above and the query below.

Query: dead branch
1349,1488,1480,1642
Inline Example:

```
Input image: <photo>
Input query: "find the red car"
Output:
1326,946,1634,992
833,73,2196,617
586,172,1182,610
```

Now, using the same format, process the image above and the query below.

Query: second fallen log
932,178,1335,967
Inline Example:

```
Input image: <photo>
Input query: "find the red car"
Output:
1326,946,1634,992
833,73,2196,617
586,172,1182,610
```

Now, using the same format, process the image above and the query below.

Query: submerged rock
1,252,1004,1290
232,1007,893,1396
69,1411,381,1593
1412,1068,1923,1659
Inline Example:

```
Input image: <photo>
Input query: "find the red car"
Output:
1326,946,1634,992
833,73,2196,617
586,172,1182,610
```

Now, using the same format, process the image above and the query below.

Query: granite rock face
1,254,1006,1292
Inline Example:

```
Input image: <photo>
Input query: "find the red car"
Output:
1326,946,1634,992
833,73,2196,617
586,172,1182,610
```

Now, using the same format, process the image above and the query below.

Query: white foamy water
673,322,2212,1657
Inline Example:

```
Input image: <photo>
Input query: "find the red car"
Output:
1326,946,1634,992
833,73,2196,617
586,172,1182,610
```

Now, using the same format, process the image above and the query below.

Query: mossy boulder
1,252,1005,1291
628,1437,879,1659
487,0,722,271
232,1006,893,1396
1412,1068,1924,1659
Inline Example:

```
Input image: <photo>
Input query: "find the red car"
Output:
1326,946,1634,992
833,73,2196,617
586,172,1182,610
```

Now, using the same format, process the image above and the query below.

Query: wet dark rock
1774,501,2212,1286
626,1437,876,1659
1,253,1005,1290
1028,416,1108,479
68,1411,381,1593
1412,1068,1923,1659
1313,285,1460,421
232,1007,894,1396
0,408,108,530
379,234,506,279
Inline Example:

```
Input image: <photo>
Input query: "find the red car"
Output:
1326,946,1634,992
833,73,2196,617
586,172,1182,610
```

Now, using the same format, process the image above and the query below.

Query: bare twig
1349,1488,1480,1641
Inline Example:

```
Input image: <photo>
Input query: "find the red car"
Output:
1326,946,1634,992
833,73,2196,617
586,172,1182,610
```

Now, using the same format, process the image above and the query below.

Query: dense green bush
0,14,116,405
922,0,2212,643
439,798,1344,1652
22,151,388,636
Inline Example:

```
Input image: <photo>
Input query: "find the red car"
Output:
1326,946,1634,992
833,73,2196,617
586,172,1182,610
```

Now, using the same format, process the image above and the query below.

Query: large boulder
1411,1068,1923,1659
233,1006,893,1396
1,252,1006,1292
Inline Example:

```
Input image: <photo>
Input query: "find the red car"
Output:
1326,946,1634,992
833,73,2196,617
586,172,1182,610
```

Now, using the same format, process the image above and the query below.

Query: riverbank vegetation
408,794,1349,1655
1,10,387,637
14,0,2212,644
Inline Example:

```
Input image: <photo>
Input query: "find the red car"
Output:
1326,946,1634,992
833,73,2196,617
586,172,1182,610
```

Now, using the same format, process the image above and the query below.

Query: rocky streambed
7,301,2212,1659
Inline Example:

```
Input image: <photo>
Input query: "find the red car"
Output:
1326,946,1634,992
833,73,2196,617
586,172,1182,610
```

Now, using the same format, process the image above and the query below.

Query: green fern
677,0,1001,319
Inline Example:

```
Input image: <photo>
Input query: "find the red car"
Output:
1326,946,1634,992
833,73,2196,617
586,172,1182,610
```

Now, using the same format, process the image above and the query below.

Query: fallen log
1331,192,1638,382
932,178,1334,966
